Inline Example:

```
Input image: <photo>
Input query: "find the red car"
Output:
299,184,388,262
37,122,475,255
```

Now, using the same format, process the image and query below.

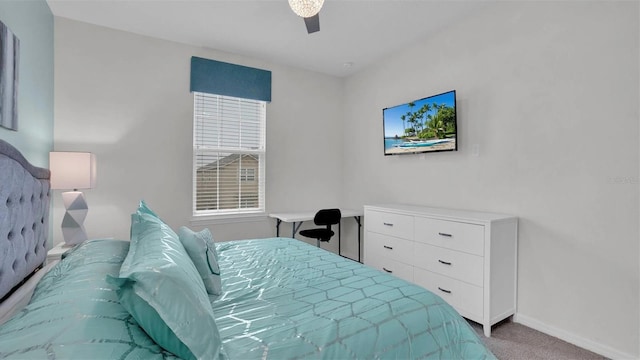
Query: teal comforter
212,238,494,359
0,239,176,359
0,238,495,359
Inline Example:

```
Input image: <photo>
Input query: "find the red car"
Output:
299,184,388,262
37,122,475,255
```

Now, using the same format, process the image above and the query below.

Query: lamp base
61,191,88,246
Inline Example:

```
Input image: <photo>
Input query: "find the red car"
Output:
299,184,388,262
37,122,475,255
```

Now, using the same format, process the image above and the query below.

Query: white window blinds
193,92,266,215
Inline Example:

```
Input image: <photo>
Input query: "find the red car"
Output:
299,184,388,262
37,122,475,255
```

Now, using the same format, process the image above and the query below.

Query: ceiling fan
288,0,324,34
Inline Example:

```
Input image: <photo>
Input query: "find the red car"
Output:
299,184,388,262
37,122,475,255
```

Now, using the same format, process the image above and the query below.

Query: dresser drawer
366,232,414,264
413,242,483,287
413,267,483,321
414,217,484,256
365,252,414,283
365,210,414,240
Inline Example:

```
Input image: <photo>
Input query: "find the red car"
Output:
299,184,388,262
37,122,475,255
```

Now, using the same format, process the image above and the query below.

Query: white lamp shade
288,0,324,18
49,152,97,190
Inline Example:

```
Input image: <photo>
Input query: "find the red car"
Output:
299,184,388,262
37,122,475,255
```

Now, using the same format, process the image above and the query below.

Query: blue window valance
190,56,272,102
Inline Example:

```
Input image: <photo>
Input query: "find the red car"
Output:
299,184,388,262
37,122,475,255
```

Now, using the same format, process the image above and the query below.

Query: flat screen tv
383,90,457,156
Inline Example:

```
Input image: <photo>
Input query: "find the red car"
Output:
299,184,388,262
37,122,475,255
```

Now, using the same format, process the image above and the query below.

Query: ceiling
46,0,486,77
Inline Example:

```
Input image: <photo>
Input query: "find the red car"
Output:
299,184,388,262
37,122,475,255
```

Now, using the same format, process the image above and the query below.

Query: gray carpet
469,320,608,360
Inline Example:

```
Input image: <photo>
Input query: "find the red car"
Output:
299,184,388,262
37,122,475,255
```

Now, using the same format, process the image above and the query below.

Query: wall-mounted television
383,90,457,156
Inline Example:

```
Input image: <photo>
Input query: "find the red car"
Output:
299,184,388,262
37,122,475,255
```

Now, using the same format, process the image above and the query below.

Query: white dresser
364,204,518,337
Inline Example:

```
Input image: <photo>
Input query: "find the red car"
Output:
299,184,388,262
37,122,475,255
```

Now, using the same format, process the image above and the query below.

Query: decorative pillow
108,211,222,360
137,199,160,218
178,226,222,296
129,200,162,244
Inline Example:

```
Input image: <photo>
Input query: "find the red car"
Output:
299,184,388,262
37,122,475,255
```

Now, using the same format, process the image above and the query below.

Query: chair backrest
313,208,342,227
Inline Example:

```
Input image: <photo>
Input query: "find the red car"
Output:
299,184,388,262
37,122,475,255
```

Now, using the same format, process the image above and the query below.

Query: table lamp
49,151,97,246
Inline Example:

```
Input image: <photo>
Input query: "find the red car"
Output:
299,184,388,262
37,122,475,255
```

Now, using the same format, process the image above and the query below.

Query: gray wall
0,0,53,167
53,18,345,255
342,2,638,358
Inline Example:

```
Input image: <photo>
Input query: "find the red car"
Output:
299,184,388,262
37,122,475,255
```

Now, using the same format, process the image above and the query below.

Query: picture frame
0,19,19,131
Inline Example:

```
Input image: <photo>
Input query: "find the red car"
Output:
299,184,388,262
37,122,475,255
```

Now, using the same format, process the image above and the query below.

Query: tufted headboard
0,140,50,301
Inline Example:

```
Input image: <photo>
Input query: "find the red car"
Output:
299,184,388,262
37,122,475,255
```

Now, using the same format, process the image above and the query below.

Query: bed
0,139,495,359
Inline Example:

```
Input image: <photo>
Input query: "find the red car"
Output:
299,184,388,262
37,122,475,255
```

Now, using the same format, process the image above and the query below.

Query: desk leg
338,220,342,257
276,219,281,237
354,216,362,263
292,221,304,239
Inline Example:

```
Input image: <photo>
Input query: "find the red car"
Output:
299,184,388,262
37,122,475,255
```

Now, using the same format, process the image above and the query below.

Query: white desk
269,208,363,262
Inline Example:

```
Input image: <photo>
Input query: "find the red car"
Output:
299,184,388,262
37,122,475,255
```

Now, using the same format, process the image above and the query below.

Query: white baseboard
514,313,637,360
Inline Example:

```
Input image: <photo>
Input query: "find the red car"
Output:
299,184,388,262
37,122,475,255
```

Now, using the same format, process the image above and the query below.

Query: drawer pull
383,245,393,250
383,222,394,227
438,287,452,294
438,232,453,237
438,259,452,266
382,267,393,273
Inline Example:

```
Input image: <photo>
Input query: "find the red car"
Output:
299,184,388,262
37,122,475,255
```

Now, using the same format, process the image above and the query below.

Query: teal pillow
178,227,222,296
108,211,222,360
138,199,160,218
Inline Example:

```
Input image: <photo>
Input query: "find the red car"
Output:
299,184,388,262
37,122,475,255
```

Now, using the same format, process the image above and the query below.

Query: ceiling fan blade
304,14,320,34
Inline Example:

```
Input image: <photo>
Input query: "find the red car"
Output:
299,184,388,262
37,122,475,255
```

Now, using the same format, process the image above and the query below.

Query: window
193,92,266,216
240,168,255,182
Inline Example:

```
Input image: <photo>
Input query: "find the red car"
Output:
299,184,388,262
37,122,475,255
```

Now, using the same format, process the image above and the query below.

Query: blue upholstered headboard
0,140,50,301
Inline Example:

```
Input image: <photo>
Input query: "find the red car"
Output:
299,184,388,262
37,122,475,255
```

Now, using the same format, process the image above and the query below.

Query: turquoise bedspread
0,238,495,359
213,238,494,359
0,240,176,359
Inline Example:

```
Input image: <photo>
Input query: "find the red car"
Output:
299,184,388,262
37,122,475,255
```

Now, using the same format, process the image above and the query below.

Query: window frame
191,92,266,219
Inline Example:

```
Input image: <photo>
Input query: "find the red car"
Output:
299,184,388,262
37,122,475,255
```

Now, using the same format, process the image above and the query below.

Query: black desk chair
299,208,342,248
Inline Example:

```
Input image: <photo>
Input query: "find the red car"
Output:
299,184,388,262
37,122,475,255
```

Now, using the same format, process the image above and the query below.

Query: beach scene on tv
383,91,457,155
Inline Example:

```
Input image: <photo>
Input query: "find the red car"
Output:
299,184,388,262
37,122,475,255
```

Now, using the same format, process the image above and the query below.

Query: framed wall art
0,19,19,131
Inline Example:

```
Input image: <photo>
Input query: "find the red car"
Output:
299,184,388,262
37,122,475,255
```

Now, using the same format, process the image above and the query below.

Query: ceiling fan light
288,0,324,18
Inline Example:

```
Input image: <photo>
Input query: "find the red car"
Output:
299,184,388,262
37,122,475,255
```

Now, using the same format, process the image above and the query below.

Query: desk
269,209,363,262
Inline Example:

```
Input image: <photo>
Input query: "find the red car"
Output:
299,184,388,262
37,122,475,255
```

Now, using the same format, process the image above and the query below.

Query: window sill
190,212,268,226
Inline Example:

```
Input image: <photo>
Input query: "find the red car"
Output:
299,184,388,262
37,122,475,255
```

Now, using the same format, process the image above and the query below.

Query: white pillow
177,227,222,295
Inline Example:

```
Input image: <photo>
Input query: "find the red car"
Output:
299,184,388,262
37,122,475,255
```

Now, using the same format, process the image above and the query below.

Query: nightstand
47,243,75,264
